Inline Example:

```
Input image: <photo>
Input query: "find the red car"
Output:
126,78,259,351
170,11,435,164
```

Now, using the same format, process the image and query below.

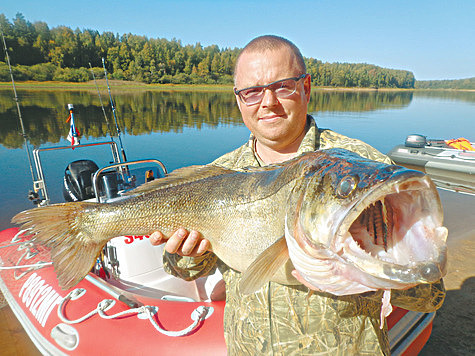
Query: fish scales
104,166,298,275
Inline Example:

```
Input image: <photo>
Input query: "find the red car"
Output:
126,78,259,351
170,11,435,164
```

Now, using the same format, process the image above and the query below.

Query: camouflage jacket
164,116,445,355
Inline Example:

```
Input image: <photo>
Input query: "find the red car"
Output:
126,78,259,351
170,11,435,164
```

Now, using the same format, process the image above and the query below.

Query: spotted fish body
13,148,447,297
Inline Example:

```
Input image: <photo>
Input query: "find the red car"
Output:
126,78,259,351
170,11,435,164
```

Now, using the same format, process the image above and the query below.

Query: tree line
1,12,416,88
415,77,475,90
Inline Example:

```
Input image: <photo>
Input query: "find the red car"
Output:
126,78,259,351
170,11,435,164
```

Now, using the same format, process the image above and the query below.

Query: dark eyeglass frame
234,74,307,106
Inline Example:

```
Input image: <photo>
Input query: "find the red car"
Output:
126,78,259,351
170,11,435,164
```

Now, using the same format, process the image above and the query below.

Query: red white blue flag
66,111,80,147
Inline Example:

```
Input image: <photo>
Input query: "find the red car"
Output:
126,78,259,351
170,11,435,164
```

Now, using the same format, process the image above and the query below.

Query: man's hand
149,228,212,257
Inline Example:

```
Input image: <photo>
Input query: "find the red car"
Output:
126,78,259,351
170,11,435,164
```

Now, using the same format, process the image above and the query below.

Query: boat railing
32,141,122,205
92,159,168,203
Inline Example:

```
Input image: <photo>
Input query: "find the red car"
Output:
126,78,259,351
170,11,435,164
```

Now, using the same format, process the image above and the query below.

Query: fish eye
336,175,358,197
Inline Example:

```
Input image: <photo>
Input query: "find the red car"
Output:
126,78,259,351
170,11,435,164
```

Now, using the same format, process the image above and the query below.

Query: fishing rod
1,31,37,193
89,62,115,143
101,57,127,163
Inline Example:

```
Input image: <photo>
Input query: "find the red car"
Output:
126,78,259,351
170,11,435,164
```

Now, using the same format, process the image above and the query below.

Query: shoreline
0,80,473,92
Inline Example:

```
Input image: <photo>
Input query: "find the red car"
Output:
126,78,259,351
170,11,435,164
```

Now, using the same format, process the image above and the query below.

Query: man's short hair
234,35,306,82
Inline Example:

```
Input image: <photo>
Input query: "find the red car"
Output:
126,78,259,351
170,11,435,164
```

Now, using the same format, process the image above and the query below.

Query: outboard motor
63,160,99,201
101,171,120,200
405,134,427,148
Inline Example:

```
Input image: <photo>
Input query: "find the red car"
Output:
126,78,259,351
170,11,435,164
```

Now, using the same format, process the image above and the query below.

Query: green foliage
0,12,416,88
305,59,415,89
0,61,90,82
0,61,11,81
29,63,56,81
52,67,90,82
415,77,475,90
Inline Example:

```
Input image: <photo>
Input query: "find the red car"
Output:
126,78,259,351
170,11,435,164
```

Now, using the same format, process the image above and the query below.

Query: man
150,35,445,355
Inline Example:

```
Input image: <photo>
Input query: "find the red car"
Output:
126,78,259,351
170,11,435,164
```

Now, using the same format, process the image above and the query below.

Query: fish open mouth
338,173,448,286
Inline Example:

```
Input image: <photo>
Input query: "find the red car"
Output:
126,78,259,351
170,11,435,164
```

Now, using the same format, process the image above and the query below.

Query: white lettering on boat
19,272,63,327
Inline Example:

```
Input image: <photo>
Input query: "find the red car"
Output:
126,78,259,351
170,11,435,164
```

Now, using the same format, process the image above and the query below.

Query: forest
415,77,475,90
1,13,416,88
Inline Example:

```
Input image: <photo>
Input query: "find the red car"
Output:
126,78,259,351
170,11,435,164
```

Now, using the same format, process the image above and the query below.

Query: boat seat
103,236,226,302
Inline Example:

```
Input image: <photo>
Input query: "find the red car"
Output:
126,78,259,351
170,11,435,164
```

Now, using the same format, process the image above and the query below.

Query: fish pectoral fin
239,236,289,295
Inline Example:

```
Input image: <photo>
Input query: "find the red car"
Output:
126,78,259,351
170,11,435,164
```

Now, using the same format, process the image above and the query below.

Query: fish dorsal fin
126,165,236,195
239,236,289,295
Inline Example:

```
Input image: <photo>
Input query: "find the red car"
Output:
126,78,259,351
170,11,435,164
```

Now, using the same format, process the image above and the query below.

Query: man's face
234,47,311,151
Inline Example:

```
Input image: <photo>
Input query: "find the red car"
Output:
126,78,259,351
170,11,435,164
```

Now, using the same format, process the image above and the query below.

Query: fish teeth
374,200,384,248
384,200,393,249
368,204,375,240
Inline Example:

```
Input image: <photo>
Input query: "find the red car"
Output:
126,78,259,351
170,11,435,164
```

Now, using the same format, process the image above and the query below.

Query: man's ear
235,92,242,111
303,74,311,103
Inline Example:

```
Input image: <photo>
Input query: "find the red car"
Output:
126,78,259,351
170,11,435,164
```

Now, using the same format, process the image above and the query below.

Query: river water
0,87,474,354
0,89,474,233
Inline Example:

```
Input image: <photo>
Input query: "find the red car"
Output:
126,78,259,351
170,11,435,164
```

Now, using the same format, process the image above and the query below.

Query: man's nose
260,88,279,107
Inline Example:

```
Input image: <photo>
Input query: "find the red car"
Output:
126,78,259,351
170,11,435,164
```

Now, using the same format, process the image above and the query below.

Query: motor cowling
62,160,99,202
405,134,427,148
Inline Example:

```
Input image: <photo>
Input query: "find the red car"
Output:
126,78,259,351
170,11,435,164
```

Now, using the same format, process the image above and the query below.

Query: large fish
12,149,447,301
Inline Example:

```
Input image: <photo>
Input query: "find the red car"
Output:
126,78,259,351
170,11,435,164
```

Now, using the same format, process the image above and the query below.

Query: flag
66,111,80,147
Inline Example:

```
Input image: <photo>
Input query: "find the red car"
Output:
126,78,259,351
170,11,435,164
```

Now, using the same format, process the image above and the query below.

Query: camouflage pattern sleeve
390,279,446,312
318,129,393,164
162,250,218,281
211,140,260,169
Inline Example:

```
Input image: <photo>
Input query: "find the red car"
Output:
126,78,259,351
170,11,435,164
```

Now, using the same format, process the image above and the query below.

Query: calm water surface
0,89,474,236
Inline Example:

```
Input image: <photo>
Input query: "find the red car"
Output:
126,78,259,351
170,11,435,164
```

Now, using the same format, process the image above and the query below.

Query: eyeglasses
234,74,307,106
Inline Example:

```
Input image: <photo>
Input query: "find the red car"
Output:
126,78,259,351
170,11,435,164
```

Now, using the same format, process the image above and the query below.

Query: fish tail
12,202,106,290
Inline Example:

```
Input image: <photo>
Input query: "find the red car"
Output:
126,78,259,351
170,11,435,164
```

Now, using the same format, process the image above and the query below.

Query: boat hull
0,227,435,355
0,228,226,355
388,144,475,194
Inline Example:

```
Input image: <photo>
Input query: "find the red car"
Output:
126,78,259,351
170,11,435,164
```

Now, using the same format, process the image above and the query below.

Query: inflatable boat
388,134,475,195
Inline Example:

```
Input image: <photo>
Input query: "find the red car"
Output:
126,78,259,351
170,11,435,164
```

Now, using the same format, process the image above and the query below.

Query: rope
57,288,212,337
58,289,115,324
0,242,28,249
0,230,52,275
0,262,52,270
0,229,31,249
5,230,212,337
12,229,31,243
420,150,475,161
145,305,210,337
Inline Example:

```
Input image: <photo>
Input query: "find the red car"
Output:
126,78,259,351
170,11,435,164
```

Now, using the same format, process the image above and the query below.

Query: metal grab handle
92,158,167,202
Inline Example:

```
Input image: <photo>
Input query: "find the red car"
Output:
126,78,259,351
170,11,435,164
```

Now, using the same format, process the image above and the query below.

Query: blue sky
2,0,474,80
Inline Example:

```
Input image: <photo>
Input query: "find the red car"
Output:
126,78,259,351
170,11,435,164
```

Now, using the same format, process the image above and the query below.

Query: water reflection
1,88,474,232
414,90,475,104
0,89,417,148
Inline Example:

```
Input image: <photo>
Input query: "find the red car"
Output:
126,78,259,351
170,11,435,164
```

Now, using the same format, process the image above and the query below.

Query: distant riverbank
2,80,474,93
0,80,231,92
